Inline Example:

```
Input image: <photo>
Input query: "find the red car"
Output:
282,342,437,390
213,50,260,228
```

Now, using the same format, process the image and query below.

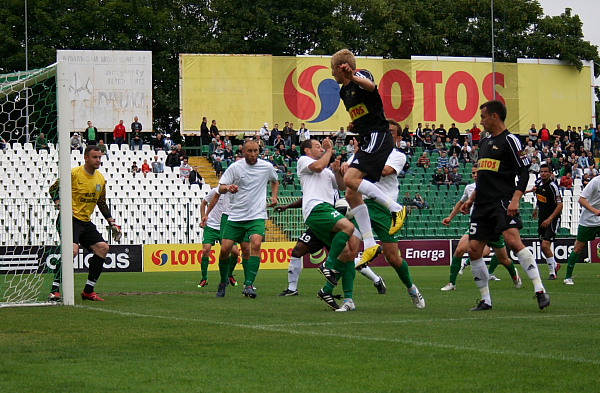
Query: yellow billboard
180,55,594,135
144,242,296,272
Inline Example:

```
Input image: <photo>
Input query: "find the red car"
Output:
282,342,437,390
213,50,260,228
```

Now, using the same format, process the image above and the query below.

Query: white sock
471,258,491,305
546,256,556,275
352,204,376,249
355,257,379,282
517,248,545,293
357,180,402,212
287,256,303,291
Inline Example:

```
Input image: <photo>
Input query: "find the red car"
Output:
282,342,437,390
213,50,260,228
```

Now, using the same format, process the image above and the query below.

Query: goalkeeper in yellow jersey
48,145,121,301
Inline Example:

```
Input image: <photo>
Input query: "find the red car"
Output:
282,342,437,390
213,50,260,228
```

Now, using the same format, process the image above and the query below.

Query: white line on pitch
76,305,600,365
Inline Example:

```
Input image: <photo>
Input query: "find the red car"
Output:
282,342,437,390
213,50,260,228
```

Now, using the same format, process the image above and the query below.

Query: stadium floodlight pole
24,0,30,143
491,0,496,100
57,61,75,306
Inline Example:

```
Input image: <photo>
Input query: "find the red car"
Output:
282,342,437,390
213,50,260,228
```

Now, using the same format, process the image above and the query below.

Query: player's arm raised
308,138,333,173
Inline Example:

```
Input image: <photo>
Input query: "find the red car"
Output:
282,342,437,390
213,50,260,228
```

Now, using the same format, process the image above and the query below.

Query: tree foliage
0,0,598,132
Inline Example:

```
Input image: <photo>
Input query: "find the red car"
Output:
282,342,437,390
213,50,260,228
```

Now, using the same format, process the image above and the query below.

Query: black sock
84,254,105,293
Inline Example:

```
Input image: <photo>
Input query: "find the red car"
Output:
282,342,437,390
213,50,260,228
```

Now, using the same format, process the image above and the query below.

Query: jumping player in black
462,100,550,311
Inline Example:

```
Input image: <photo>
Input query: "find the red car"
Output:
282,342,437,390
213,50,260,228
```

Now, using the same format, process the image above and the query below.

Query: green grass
2,265,600,392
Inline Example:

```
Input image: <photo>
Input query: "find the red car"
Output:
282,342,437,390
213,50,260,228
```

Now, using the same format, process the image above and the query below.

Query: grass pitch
2,264,600,392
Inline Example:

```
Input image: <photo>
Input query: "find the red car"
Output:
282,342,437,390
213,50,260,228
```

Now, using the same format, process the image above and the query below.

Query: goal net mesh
0,64,62,307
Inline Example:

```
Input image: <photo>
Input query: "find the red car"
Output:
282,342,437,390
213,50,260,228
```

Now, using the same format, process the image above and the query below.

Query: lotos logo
152,250,168,266
284,66,340,123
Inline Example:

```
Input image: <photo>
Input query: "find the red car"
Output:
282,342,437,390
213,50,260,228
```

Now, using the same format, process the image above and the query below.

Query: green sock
394,259,413,288
329,231,350,264
341,262,356,299
241,258,248,280
218,258,229,284
227,255,238,277
201,256,209,280
449,256,462,285
503,260,518,278
244,256,260,286
566,251,579,279
488,255,499,274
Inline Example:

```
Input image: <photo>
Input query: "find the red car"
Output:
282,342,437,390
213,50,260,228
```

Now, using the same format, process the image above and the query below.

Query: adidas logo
509,220,517,225
527,265,537,271
474,277,481,281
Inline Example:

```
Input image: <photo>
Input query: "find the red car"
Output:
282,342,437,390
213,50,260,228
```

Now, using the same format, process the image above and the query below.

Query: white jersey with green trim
204,187,231,230
579,175,600,227
297,155,338,222
219,158,278,221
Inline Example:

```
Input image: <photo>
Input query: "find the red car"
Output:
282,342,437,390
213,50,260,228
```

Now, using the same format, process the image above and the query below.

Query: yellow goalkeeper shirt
71,166,107,222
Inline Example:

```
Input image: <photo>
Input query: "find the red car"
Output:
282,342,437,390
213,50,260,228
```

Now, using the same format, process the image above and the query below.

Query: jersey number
469,223,478,235
299,233,312,243
331,211,341,218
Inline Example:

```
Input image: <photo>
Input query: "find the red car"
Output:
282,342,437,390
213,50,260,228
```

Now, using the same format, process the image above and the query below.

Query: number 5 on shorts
469,222,477,235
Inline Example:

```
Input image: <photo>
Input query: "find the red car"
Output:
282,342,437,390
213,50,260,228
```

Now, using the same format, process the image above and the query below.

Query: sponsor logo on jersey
478,158,500,171
537,194,547,203
348,103,369,121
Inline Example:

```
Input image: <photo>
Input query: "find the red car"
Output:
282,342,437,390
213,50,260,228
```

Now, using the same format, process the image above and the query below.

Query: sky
536,0,599,86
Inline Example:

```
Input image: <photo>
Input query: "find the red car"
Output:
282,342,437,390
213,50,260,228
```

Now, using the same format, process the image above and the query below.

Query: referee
462,100,550,311
531,163,563,279
49,145,121,301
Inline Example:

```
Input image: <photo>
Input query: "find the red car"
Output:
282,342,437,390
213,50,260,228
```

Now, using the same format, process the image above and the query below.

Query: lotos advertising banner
144,242,296,272
180,54,593,135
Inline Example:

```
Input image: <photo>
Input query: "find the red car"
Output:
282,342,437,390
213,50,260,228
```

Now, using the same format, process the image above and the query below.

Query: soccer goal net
0,64,66,307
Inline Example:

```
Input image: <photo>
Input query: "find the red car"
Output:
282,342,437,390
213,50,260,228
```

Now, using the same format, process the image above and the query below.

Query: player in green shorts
441,166,521,291
199,187,239,288
564,175,600,284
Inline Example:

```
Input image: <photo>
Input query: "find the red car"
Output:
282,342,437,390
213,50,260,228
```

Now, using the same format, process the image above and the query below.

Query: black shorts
469,200,523,242
297,228,327,254
349,130,394,182
538,218,560,242
73,217,106,250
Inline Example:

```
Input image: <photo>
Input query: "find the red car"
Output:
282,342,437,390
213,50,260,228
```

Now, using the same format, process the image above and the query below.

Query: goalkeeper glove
109,223,122,242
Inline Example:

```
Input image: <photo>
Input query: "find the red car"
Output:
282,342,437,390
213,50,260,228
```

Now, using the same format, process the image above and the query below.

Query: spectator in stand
346,138,356,155
469,123,481,145
223,145,234,165
223,135,233,150
401,124,412,145
131,161,140,177
413,193,429,210
272,149,287,173
539,123,551,148
583,124,594,152
273,134,285,151
400,141,415,161
529,124,539,148
153,133,166,153
84,121,98,146
285,144,299,167
141,159,151,178
151,155,164,173
259,123,270,145
443,167,454,189
210,120,219,138
201,117,210,146
570,126,581,148
269,123,280,146
97,139,109,160
281,121,291,146
460,142,472,166
423,123,433,141
70,133,83,153
469,145,479,163
448,123,460,142
297,123,310,143
417,152,430,172
435,124,447,143
572,163,583,180
432,167,445,190
130,117,143,150
424,136,435,154
113,120,126,147
403,192,415,211
582,173,593,188
179,158,192,183
164,134,174,151
282,170,294,189
529,157,540,176
449,167,465,190
448,152,459,169
524,140,536,160
35,133,49,152
449,139,461,157
415,123,424,147
584,162,598,177
595,124,600,156
335,126,347,149
559,172,573,195
189,166,204,188
433,136,446,154
213,156,224,177
165,149,180,170
437,150,449,169
175,144,188,162
553,124,565,144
